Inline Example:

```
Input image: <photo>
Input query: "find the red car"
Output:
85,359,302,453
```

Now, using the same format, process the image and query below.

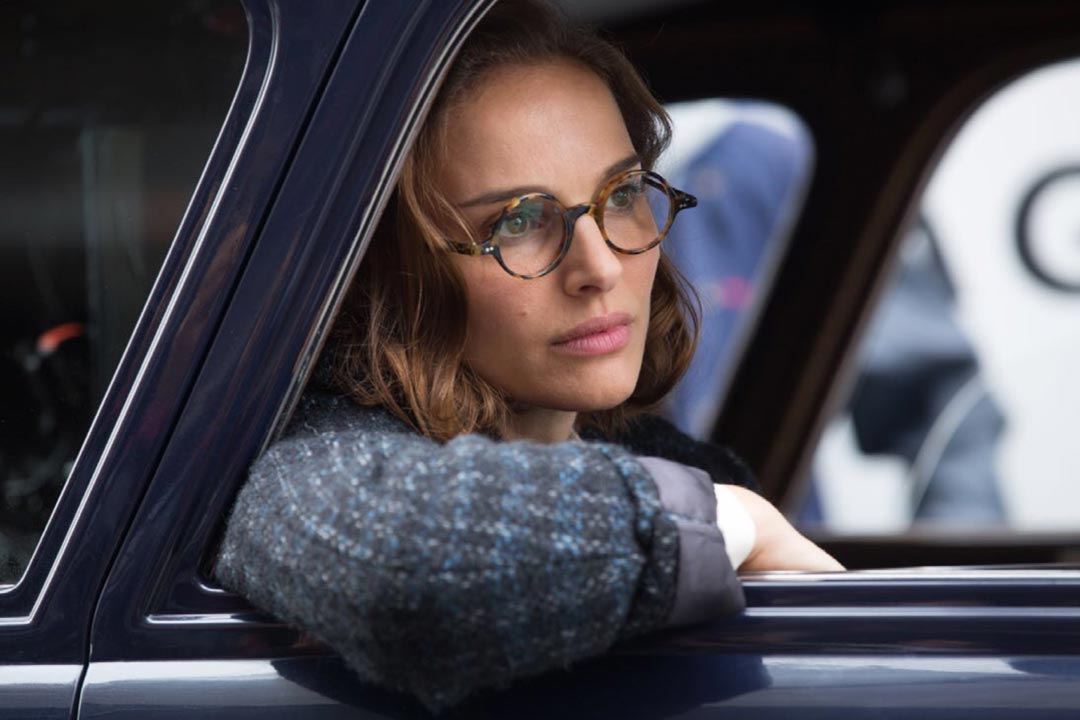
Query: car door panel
79,659,421,720
0,666,80,720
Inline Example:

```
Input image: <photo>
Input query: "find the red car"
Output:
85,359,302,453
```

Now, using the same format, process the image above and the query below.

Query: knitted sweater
215,390,748,710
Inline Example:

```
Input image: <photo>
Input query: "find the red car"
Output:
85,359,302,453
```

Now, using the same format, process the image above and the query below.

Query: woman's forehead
438,60,636,202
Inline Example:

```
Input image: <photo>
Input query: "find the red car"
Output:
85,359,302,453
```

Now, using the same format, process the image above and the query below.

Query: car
4,0,1080,717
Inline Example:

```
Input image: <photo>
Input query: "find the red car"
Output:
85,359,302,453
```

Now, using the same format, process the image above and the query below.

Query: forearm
215,427,741,709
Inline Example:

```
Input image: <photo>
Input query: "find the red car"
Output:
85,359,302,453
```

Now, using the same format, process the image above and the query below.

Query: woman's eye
497,204,545,238
504,214,528,235
608,183,643,210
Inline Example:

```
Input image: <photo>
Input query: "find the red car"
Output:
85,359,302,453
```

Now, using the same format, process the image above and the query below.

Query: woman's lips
552,313,633,356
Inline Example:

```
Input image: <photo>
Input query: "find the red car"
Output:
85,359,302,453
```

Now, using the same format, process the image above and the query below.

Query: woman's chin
547,381,638,414
498,359,644,415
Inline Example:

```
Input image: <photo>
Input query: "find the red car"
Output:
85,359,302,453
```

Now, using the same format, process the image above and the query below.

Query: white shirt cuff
712,483,756,569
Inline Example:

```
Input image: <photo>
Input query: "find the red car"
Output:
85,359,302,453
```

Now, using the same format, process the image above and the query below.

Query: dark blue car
5,0,1080,717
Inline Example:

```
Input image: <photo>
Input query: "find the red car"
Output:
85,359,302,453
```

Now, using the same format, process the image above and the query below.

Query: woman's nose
560,211,623,295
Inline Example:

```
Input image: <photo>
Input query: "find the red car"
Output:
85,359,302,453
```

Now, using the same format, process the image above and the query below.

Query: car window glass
803,58,1080,537
0,0,246,584
657,99,813,439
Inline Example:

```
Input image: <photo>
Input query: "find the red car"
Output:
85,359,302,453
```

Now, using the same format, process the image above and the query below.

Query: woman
216,0,840,711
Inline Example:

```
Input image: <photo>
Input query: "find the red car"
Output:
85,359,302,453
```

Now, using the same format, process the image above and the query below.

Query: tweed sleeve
214,399,742,710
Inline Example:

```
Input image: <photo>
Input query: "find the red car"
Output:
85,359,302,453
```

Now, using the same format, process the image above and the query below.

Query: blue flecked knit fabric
215,390,733,710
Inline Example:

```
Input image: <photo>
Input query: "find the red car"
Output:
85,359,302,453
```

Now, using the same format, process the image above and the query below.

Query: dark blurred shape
850,221,1006,524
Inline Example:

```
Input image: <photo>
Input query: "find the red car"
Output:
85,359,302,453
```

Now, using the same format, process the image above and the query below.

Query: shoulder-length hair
327,0,699,441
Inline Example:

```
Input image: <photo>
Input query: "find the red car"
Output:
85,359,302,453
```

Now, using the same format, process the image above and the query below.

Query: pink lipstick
552,313,632,356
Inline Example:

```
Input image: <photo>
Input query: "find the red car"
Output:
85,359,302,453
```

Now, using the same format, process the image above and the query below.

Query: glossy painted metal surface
448,651,1080,719
80,659,429,720
72,651,1080,719
0,666,80,720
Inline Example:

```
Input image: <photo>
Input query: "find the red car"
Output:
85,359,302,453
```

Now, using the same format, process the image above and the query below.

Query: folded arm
215,397,744,710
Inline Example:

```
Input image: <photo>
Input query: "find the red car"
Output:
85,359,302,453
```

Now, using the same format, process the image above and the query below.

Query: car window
805,58,1080,537
657,99,813,439
0,0,246,584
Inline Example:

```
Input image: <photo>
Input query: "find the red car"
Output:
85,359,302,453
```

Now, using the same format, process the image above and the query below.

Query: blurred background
654,58,1080,537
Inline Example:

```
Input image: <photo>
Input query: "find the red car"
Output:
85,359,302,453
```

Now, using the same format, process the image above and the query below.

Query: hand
725,485,844,572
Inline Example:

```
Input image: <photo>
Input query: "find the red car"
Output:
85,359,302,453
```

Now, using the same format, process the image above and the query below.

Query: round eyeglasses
449,169,698,279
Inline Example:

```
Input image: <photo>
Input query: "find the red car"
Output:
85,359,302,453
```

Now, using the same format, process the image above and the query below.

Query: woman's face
438,60,660,420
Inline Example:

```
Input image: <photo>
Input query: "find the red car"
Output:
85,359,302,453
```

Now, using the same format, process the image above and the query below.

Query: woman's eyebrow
598,153,643,184
459,185,554,209
458,153,643,209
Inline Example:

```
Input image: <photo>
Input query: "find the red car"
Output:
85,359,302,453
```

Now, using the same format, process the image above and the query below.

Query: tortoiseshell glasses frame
448,169,698,279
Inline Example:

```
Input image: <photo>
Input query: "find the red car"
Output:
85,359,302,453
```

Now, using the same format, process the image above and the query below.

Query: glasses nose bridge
565,201,600,243
565,201,598,227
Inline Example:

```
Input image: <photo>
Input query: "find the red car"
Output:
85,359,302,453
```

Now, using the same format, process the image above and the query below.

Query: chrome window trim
744,566,1080,583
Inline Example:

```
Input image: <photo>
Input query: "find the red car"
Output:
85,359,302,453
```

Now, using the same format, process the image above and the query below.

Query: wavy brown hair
327,0,699,441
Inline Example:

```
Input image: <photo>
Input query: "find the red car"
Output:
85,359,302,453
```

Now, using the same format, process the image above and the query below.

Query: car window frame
83,0,497,666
